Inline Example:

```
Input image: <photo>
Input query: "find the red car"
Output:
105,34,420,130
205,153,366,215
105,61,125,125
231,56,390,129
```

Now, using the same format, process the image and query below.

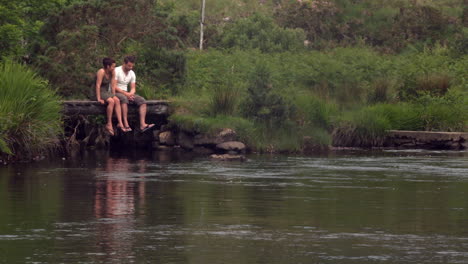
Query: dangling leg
139,103,154,132
121,102,130,130
113,97,128,132
105,98,115,136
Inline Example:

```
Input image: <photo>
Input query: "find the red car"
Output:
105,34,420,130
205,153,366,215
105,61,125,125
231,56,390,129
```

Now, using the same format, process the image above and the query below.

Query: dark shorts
115,93,146,106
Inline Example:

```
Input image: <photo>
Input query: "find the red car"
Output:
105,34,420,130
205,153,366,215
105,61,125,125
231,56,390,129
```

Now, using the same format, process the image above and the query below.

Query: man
113,55,155,132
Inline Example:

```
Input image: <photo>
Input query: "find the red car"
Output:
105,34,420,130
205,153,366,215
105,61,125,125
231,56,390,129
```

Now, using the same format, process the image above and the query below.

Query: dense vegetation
0,0,467,156
0,61,62,159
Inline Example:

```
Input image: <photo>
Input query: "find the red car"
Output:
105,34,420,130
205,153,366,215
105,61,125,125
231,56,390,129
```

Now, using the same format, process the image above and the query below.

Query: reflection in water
93,157,147,263
0,150,467,263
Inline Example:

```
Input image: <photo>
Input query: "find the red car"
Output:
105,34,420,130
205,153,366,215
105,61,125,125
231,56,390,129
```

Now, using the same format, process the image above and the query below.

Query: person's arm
95,69,105,104
128,72,136,95
129,82,136,95
111,70,116,94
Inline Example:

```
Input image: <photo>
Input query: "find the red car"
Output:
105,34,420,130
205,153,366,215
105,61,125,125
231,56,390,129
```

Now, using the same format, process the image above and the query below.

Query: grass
0,61,62,159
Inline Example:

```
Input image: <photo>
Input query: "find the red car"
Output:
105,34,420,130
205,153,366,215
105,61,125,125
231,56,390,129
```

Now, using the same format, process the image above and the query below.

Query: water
1,149,468,263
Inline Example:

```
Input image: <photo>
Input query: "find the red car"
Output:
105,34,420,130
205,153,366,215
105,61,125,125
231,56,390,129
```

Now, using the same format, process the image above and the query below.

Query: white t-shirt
114,66,136,92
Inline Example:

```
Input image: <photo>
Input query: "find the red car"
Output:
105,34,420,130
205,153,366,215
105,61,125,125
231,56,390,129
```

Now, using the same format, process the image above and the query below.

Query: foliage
412,90,467,131
0,0,67,60
333,92,467,147
220,13,306,52
241,63,293,125
387,4,455,51
0,61,62,158
333,106,392,148
395,46,466,100
35,0,182,98
275,0,343,48
208,74,241,117
367,78,397,104
274,0,465,52
131,47,187,97
293,92,338,130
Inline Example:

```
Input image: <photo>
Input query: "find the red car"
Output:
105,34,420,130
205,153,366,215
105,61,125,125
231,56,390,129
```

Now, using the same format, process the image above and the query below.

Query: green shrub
241,63,293,126
220,13,306,52
0,61,62,158
293,92,338,130
208,76,241,117
395,46,464,100
275,0,342,48
333,106,392,148
137,81,159,100
367,78,397,104
412,91,467,131
131,47,187,97
415,73,452,97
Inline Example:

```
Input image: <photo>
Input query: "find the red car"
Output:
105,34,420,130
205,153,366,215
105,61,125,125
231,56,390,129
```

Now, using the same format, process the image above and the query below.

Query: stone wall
152,127,247,158
385,130,468,150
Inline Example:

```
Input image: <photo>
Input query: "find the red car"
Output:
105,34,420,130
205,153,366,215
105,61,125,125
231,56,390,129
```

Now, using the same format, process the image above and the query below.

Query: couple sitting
95,55,155,136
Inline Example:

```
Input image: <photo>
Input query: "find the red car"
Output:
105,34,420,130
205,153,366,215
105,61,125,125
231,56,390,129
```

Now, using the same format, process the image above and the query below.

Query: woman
95,57,129,135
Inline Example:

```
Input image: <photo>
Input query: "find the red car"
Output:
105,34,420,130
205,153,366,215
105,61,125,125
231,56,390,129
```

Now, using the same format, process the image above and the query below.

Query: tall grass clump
0,61,62,159
333,106,392,148
209,81,241,117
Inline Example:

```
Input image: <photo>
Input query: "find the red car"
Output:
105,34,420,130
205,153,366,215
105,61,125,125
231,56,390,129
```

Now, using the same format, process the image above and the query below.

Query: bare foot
140,124,155,132
105,125,114,136
117,125,131,133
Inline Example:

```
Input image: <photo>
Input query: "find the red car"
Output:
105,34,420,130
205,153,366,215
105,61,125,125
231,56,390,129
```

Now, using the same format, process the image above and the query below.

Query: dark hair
102,57,115,68
124,55,136,64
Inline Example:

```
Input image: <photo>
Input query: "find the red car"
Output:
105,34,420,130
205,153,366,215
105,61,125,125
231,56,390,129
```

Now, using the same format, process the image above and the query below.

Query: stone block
193,147,215,155
178,131,194,150
159,131,175,145
152,130,160,140
194,128,237,146
216,141,246,153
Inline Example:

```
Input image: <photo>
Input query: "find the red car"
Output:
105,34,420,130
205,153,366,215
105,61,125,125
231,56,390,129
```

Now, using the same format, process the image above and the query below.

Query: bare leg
139,103,155,131
113,97,124,129
105,98,115,135
139,103,147,130
121,103,129,128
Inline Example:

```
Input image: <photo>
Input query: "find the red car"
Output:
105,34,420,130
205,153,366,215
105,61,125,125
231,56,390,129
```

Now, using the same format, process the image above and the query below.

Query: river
1,149,468,263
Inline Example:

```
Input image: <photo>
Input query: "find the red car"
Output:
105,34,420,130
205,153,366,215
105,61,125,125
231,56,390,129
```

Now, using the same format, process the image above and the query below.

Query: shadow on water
0,148,467,263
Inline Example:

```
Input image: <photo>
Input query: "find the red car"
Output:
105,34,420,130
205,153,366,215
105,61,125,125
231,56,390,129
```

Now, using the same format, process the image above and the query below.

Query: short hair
102,57,115,68
124,55,136,64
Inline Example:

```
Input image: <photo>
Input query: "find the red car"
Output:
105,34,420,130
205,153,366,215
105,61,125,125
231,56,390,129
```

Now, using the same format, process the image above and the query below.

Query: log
62,100,169,116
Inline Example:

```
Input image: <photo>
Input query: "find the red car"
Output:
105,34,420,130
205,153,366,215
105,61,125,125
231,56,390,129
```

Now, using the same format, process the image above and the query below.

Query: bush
208,75,241,117
220,13,306,52
389,5,453,51
0,61,62,158
333,106,391,148
241,63,293,126
275,0,343,48
412,91,467,131
367,78,397,104
293,92,337,130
